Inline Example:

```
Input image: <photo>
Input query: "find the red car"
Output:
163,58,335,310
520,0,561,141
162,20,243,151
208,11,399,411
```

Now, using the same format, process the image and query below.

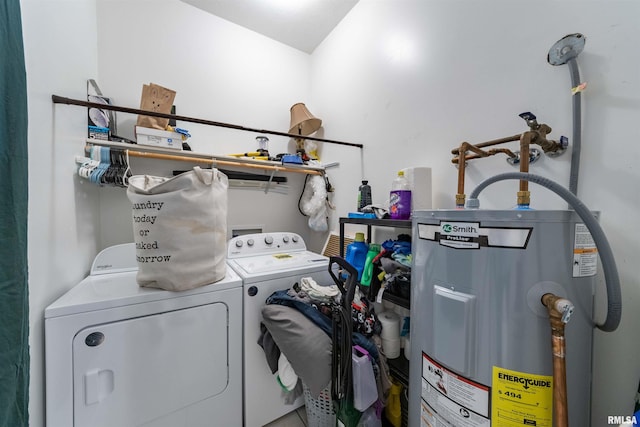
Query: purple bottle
389,170,411,220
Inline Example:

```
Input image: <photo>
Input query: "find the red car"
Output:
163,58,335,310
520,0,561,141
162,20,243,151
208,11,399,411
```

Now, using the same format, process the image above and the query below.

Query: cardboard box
88,125,109,140
135,126,183,150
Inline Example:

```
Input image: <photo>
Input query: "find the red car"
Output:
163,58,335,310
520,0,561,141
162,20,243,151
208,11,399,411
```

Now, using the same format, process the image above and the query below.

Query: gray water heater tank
408,209,598,427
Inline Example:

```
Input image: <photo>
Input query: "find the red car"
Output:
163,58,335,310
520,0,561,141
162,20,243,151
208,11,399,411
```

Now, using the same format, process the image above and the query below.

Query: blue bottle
345,232,369,282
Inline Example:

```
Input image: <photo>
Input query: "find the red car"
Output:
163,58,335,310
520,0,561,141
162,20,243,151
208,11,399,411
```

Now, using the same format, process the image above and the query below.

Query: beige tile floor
263,407,308,427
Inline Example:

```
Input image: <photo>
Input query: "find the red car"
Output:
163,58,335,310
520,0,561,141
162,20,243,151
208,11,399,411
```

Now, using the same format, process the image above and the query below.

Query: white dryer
45,243,243,427
227,232,332,427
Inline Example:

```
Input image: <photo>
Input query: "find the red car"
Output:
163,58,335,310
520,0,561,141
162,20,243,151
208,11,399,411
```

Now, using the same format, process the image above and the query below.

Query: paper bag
137,83,176,130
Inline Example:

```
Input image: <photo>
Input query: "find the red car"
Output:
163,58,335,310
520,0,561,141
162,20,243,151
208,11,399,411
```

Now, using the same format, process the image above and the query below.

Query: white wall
22,1,320,426
21,1,101,426
312,1,640,424
93,0,325,251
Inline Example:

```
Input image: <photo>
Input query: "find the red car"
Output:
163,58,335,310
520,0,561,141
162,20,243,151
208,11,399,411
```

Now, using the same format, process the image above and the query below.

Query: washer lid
45,265,241,319
228,251,328,278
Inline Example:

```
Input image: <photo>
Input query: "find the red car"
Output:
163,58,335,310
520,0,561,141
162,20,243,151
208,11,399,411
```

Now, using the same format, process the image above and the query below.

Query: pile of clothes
374,234,412,299
257,276,392,408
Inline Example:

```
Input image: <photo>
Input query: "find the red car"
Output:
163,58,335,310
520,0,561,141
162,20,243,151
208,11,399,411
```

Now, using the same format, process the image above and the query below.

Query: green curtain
0,0,30,426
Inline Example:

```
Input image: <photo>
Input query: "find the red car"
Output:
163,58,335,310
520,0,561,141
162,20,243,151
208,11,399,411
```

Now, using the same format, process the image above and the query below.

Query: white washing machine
226,232,332,427
45,243,243,427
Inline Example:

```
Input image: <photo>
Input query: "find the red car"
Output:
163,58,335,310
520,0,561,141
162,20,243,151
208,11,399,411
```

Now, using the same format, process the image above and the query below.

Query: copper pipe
456,142,468,206
452,148,518,163
451,134,521,155
519,132,531,188
516,132,533,205
542,293,573,427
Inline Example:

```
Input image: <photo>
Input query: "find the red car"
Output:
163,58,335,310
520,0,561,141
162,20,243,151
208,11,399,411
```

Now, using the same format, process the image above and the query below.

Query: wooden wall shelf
86,139,325,176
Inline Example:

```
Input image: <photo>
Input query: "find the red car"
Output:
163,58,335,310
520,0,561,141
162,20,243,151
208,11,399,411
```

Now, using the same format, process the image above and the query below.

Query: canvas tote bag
126,167,228,291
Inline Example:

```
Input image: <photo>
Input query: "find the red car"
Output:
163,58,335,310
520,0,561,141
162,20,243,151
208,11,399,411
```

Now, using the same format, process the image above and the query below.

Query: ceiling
180,0,359,54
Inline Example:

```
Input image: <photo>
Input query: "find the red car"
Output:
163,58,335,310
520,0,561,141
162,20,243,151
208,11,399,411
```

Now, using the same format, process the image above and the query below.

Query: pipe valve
542,293,575,324
519,112,539,130
556,299,575,324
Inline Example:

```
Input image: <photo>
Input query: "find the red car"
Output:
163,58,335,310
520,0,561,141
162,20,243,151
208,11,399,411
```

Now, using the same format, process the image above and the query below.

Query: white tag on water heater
573,223,598,277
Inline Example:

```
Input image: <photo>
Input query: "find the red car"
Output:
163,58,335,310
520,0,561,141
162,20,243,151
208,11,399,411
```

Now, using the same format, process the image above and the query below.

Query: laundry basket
303,383,335,427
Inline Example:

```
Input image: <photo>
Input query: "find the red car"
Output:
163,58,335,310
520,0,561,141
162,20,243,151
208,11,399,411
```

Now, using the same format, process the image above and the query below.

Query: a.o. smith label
418,221,532,250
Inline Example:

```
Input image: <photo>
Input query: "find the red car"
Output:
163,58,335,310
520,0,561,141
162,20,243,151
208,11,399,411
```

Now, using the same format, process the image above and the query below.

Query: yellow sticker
492,366,553,426
273,254,292,259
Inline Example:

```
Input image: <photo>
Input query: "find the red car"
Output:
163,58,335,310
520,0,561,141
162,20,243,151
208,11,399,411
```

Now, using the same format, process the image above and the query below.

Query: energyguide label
491,366,553,427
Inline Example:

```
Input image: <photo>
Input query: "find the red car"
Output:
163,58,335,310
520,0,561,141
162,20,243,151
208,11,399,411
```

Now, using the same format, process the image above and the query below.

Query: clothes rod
85,144,323,176
54,95,363,149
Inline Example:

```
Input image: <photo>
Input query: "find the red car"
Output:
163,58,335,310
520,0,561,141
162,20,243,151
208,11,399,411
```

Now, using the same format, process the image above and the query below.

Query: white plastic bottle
389,170,411,220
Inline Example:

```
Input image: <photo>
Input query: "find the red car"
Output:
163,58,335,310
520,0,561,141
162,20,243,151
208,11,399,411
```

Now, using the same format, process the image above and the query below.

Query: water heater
408,209,600,427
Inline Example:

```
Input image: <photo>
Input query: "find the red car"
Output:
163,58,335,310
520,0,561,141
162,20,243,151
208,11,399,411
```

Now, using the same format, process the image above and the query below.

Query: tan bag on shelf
126,167,228,291
136,82,176,130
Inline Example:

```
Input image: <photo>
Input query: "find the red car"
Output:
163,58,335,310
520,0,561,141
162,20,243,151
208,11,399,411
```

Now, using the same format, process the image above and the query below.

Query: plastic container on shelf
389,170,411,220
352,345,378,411
344,232,368,282
360,244,381,286
357,180,372,212
385,381,403,427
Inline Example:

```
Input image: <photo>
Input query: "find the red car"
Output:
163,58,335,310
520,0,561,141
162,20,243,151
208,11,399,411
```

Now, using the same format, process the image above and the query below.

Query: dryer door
72,303,228,427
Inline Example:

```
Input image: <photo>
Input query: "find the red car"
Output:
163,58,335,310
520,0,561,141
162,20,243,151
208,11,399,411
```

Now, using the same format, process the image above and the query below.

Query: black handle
329,256,358,310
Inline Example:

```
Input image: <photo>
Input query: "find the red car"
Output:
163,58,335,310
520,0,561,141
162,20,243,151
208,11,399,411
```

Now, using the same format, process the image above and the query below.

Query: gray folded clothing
261,304,332,397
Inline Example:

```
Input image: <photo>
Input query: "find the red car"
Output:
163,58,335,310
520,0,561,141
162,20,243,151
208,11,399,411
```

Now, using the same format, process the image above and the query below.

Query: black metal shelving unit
338,217,412,308
338,217,412,387
338,217,412,258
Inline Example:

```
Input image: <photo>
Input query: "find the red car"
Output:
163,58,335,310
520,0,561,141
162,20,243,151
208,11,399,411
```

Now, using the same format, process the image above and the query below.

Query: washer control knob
247,239,254,246
235,240,243,248
283,236,290,243
247,286,258,297
264,235,274,245
292,235,299,243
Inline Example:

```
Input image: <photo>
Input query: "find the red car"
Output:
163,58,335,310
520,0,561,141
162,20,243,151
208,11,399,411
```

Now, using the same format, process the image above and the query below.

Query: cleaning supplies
385,381,403,427
345,232,368,282
389,171,411,220
360,244,381,286
352,345,377,412
357,180,372,212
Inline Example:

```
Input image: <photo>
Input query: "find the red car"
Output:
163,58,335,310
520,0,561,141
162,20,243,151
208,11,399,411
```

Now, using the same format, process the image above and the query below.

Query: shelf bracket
264,169,277,194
